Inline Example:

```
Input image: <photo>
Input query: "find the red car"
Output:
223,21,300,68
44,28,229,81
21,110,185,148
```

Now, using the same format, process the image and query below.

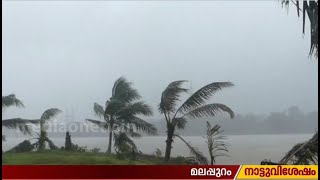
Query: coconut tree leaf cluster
2,94,41,140
158,80,234,161
280,131,318,165
34,108,62,150
281,0,318,57
86,77,157,154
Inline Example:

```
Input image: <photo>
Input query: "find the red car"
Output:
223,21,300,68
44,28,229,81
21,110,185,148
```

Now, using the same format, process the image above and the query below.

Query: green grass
2,150,154,165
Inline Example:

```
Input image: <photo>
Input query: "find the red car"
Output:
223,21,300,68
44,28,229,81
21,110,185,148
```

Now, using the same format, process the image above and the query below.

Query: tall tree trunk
107,127,113,154
38,123,45,150
210,156,214,165
164,125,175,162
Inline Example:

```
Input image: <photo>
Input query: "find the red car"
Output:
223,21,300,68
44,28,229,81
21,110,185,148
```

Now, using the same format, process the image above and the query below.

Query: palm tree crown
36,108,62,150
86,77,157,154
159,81,234,161
2,94,39,140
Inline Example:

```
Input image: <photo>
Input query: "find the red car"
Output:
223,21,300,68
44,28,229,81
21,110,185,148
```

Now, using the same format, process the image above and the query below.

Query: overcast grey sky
2,1,318,121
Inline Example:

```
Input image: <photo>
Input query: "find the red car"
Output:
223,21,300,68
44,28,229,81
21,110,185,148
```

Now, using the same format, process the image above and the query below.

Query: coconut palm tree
32,108,62,150
86,77,157,154
159,81,234,161
6,108,61,152
2,94,40,140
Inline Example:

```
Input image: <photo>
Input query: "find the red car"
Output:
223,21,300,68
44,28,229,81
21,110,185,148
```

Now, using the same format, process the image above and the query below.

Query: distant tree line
155,106,317,136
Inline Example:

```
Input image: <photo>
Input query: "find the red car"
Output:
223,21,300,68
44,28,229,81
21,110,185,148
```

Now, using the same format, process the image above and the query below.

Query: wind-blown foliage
159,80,188,114
205,121,228,165
86,77,156,154
173,122,229,165
281,0,318,57
280,131,318,164
2,94,24,110
31,108,62,150
2,94,40,139
7,140,34,153
2,118,40,135
177,82,234,114
174,134,208,165
279,1,318,165
114,132,139,159
159,80,234,161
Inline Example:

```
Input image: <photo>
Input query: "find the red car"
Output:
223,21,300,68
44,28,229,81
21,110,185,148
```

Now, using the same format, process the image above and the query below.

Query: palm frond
296,1,300,17
304,1,318,57
40,108,62,122
182,103,234,119
116,124,142,138
175,134,208,165
158,80,188,114
280,131,318,164
19,124,34,135
172,117,187,129
281,0,318,57
114,132,138,153
128,131,142,138
2,118,40,135
303,1,307,33
105,100,127,117
85,119,108,130
93,103,105,119
129,117,157,135
205,122,229,164
177,82,234,114
2,94,24,110
2,118,41,126
111,77,141,104
116,101,153,120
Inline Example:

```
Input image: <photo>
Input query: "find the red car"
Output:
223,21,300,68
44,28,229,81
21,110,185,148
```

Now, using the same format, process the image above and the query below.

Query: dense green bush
7,140,34,153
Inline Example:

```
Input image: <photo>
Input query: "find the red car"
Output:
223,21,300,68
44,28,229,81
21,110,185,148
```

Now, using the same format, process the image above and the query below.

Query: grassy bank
2,150,188,165
2,151,154,165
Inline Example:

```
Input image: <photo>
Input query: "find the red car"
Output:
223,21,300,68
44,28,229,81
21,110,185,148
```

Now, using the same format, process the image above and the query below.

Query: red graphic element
2,165,240,179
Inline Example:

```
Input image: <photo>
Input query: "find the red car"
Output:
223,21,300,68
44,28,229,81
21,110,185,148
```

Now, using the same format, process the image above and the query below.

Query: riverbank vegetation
2,78,236,165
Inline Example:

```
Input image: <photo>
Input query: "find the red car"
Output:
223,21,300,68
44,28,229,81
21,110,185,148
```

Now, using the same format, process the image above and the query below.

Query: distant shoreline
4,132,315,139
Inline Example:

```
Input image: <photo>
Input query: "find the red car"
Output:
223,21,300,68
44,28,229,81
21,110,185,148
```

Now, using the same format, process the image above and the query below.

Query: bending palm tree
33,108,62,150
279,131,318,165
159,81,234,161
2,94,39,140
86,77,157,154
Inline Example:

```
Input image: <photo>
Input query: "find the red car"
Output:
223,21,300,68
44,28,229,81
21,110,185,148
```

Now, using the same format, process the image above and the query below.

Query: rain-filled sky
2,1,318,121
